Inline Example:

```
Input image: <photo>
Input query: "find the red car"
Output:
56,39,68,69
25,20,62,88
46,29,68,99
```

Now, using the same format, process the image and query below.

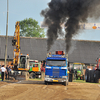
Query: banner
40,22,100,30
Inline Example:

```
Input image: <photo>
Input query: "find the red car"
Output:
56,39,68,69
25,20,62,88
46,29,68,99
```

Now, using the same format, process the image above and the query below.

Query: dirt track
0,80,100,100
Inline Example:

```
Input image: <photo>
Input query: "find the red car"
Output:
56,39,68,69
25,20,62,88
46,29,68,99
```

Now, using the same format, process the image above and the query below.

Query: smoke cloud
41,0,100,53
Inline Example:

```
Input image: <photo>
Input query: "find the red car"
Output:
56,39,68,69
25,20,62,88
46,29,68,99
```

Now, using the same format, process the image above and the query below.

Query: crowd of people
0,65,11,81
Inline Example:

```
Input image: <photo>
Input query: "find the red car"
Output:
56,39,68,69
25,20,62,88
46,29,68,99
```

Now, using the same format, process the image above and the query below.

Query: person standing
6,65,10,80
41,61,45,81
0,65,7,81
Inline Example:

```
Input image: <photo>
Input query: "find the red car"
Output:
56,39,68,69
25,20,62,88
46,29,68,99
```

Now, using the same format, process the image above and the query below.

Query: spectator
41,61,45,81
6,65,10,80
9,66,12,74
0,65,7,81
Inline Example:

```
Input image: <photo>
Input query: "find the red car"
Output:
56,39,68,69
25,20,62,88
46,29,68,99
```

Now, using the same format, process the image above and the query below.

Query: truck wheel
29,72,36,79
85,69,90,82
63,82,66,86
94,70,99,83
29,73,33,79
33,73,36,78
69,73,72,82
64,79,68,86
90,70,95,83
45,81,48,85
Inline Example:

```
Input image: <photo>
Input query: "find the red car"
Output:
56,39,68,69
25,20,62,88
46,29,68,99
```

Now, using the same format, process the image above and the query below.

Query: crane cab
18,54,30,71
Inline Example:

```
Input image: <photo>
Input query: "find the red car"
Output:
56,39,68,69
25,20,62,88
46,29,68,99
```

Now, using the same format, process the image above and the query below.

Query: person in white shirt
0,65,7,81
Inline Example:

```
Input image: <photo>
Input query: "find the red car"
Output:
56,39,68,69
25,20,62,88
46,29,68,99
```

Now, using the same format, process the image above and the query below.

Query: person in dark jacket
6,65,10,80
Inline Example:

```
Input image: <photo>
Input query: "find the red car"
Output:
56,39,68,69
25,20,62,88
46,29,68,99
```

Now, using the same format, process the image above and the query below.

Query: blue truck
45,51,69,86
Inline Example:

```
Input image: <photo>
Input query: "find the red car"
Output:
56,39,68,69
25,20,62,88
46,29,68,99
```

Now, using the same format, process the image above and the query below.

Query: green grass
29,78,42,81
73,80,87,83
73,79,100,84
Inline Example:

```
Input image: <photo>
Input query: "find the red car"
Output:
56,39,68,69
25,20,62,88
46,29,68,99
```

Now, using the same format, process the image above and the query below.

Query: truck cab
45,51,68,86
29,60,41,78
18,54,30,70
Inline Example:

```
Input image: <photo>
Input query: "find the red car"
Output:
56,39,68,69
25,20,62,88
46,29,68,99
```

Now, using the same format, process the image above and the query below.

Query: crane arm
12,21,20,67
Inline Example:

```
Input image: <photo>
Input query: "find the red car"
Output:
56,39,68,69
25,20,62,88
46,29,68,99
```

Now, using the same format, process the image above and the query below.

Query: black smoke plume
41,0,100,53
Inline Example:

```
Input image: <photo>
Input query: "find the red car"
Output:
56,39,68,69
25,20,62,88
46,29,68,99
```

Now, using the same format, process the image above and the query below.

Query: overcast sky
0,0,100,41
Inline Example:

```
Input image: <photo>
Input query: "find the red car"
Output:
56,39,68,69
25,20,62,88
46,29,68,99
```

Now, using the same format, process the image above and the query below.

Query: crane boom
12,21,20,68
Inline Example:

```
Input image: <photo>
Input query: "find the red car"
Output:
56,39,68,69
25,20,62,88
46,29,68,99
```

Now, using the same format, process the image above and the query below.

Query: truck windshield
29,61,39,68
29,62,33,68
74,64,82,70
19,56,26,68
46,59,66,66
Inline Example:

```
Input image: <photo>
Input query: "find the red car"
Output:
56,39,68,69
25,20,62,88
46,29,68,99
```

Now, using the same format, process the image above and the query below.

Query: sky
0,0,100,41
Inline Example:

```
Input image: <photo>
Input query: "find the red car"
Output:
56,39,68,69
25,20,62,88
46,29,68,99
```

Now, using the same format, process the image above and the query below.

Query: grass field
29,78,41,81
73,79,100,84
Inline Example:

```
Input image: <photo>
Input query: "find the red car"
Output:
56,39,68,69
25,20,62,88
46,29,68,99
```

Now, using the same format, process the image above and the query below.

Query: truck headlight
45,75,49,78
17,71,21,74
62,76,67,78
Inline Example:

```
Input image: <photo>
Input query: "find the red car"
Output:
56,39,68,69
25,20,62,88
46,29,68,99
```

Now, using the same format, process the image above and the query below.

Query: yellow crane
11,21,29,80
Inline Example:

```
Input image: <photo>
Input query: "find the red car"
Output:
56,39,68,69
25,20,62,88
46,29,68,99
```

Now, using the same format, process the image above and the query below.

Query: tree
19,18,45,38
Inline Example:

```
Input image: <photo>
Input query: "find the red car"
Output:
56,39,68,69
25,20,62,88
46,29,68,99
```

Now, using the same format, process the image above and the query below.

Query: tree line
19,18,45,38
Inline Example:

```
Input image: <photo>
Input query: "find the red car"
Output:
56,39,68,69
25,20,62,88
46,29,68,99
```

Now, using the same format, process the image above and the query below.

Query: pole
5,0,9,67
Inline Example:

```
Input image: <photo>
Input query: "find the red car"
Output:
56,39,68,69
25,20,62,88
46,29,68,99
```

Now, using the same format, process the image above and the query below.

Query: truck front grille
53,69,59,78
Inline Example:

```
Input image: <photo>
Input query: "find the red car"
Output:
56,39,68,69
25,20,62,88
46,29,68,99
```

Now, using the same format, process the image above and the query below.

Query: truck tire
94,70,99,83
45,81,48,85
63,81,66,86
90,70,95,83
64,79,68,86
29,72,36,79
85,69,90,82
69,73,72,82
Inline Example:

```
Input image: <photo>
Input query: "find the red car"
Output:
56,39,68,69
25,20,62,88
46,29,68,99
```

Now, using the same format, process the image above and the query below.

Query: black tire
63,79,68,86
94,70,99,83
45,81,48,85
29,72,36,79
90,70,95,83
69,73,72,82
85,69,90,82
64,81,66,86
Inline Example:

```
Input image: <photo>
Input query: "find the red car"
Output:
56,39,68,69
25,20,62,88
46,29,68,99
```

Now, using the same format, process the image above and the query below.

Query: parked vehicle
85,58,100,83
29,60,41,79
73,63,85,80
